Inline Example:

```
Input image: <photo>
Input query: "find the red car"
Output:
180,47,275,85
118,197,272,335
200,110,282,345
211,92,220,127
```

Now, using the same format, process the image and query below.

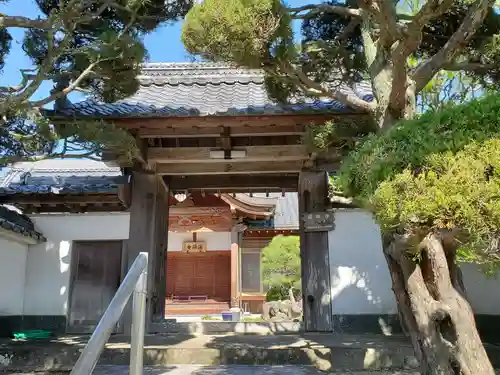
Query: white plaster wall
461,263,500,315
328,209,397,315
168,232,231,251
327,209,500,317
24,213,130,316
0,238,28,315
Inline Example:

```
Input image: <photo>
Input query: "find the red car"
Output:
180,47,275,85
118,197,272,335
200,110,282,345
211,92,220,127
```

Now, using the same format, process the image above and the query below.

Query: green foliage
482,34,500,88
0,27,12,73
335,93,500,264
261,235,301,294
0,0,192,163
182,0,294,69
54,119,140,164
0,112,56,166
0,111,139,166
303,118,374,154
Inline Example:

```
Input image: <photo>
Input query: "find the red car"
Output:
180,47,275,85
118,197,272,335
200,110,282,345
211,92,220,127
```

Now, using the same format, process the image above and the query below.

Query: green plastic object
12,330,51,340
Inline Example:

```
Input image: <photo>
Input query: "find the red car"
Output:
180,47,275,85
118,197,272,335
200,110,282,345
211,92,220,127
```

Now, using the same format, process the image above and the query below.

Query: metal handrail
70,252,149,375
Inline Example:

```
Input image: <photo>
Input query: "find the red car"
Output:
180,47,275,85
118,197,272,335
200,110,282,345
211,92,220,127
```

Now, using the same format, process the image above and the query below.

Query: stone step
148,321,303,335
0,334,499,373
4,366,500,375
81,365,426,375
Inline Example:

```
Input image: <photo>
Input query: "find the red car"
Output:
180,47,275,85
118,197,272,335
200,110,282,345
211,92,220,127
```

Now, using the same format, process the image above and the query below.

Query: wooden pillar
123,171,156,333
230,230,240,308
151,177,170,321
298,170,333,332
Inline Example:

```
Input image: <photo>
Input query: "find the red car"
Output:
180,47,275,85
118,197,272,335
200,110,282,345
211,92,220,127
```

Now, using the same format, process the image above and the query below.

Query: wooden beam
139,124,306,138
169,175,298,192
116,114,344,130
156,160,304,175
148,145,310,163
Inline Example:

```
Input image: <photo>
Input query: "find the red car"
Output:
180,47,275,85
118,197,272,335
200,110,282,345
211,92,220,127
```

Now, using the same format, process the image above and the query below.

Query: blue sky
0,0,312,103
0,0,191,102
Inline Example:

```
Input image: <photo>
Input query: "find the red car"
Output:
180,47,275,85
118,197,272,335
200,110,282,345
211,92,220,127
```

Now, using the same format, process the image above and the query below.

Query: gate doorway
67,240,123,333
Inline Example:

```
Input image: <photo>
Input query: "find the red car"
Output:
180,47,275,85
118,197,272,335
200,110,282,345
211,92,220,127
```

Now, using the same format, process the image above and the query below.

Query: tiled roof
0,205,46,241
47,62,374,118
239,192,299,230
0,159,127,195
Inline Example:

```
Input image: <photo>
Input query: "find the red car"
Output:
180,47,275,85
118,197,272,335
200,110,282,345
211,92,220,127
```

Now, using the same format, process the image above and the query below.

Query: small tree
0,0,192,164
335,93,500,374
262,235,301,301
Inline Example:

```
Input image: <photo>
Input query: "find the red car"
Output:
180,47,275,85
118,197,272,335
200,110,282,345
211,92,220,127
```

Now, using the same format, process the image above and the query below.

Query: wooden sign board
302,212,335,232
183,241,207,253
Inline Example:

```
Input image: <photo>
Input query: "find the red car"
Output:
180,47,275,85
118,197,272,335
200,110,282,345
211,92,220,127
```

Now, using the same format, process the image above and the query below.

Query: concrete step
0,334,499,373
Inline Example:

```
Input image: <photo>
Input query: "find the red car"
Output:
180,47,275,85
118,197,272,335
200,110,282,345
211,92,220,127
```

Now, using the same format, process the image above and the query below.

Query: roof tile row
49,62,373,118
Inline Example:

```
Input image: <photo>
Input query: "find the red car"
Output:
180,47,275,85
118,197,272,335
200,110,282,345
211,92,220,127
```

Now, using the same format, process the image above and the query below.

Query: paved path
92,365,419,375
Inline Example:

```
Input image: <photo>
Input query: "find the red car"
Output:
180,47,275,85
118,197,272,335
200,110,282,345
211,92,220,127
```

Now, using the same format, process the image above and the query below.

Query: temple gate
47,62,373,332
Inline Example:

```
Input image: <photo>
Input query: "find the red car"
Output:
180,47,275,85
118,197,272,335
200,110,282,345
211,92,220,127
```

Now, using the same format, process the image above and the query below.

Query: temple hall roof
0,159,127,195
46,62,373,118
238,192,299,230
0,205,45,242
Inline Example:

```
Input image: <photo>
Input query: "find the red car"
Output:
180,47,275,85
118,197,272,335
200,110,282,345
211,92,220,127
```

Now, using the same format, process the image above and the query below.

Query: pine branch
443,61,497,73
0,70,38,93
3,151,102,164
278,63,376,112
0,15,51,29
413,0,496,93
409,0,455,29
28,62,100,108
288,4,363,19
357,0,402,44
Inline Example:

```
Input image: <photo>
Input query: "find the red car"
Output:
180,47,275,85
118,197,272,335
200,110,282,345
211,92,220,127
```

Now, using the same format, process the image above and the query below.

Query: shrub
336,94,500,267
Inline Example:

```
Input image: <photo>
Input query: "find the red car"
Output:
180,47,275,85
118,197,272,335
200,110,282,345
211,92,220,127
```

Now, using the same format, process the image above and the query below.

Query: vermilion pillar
230,229,240,308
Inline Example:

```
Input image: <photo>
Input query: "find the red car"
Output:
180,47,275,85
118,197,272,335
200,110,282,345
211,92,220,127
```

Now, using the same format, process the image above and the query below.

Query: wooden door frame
66,240,126,334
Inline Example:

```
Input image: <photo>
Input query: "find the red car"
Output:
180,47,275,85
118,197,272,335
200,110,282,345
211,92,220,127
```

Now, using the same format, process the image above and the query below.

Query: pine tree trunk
384,233,494,375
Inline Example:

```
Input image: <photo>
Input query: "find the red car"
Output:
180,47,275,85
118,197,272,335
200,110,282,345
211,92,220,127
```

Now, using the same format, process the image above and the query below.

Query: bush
266,284,301,302
336,94,500,267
